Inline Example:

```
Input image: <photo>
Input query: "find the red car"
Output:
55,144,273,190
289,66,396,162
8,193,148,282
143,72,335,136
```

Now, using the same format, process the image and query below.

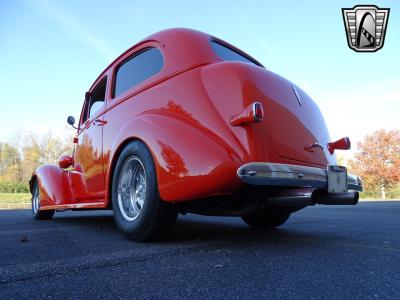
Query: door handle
304,142,323,152
93,119,107,126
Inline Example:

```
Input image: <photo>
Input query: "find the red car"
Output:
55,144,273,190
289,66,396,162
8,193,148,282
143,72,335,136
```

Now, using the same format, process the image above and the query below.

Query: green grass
0,191,397,204
0,193,31,203
359,187,400,200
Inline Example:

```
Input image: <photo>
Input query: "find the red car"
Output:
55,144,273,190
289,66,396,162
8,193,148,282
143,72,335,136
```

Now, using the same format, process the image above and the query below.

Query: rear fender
107,113,243,203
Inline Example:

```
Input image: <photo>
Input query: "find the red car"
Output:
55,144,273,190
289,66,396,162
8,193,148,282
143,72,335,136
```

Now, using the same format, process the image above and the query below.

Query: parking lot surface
0,201,399,299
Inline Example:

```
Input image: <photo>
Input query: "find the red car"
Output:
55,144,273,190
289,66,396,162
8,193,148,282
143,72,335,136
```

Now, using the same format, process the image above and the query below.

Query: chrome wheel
117,156,147,221
32,184,40,214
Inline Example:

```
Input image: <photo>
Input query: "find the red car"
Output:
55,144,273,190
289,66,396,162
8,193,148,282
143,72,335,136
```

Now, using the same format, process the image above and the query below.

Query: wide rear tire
31,179,55,220
112,141,177,242
241,211,290,229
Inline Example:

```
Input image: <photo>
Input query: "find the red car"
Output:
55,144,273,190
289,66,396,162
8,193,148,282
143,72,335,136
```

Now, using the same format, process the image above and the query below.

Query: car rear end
201,39,362,208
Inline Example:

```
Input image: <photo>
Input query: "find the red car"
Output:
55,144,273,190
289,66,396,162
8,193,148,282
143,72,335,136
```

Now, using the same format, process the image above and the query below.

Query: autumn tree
349,129,400,199
40,133,71,164
21,135,42,185
0,143,20,170
0,142,23,192
0,131,74,192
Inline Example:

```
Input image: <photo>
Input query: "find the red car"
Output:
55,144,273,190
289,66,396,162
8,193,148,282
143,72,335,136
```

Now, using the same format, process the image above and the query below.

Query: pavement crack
1,256,151,286
0,245,210,286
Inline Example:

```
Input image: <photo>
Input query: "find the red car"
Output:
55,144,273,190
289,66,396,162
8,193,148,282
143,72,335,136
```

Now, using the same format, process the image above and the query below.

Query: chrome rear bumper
237,162,362,192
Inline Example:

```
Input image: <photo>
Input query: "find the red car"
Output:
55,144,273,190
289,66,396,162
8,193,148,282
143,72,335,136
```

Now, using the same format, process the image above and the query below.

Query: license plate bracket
327,165,348,193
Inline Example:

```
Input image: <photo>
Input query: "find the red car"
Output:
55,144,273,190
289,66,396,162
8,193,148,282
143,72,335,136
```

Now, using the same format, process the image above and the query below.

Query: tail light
231,102,264,126
327,137,351,154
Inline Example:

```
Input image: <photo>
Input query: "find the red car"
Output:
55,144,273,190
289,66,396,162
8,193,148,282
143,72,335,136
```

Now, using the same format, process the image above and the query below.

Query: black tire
241,211,290,229
31,179,55,220
112,140,177,242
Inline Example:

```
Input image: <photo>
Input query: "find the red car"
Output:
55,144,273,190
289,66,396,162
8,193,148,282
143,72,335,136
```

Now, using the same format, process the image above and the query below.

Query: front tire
112,141,177,242
31,179,55,220
241,211,290,229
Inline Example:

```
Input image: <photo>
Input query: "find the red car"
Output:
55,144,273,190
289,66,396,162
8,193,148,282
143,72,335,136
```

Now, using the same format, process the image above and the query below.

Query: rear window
210,40,261,67
114,47,163,98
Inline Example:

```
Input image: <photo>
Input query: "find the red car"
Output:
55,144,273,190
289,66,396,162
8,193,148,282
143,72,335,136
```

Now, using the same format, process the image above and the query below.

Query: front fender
107,112,243,202
31,164,73,208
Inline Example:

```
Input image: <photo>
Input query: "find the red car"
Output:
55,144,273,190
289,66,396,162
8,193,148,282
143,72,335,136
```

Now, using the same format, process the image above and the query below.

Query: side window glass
210,40,262,67
89,101,104,119
114,47,163,98
83,77,107,123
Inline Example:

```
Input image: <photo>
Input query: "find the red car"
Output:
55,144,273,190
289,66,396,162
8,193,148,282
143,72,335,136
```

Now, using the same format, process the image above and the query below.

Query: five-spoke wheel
112,141,177,241
117,157,147,221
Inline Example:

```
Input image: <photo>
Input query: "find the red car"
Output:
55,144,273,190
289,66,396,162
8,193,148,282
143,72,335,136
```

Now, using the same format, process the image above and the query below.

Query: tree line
348,129,400,199
0,132,73,192
0,129,398,198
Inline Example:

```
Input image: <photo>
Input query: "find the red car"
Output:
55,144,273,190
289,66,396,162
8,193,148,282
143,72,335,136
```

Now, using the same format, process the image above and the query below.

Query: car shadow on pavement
167,215,361,252
49,211,118,232
168,216,324,244
48,211,357,248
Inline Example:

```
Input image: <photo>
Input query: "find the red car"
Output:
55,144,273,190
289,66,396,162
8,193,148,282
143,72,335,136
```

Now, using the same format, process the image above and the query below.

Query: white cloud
237,0,255,42
27,0,116,61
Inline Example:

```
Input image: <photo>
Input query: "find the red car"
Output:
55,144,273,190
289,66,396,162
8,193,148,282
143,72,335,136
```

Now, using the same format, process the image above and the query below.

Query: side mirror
67,116,75,126
58,155,74,169
67,116,79,130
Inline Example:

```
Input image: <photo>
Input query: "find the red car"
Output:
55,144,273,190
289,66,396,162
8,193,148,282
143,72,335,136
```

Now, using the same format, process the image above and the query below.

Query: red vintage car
30,28,362,241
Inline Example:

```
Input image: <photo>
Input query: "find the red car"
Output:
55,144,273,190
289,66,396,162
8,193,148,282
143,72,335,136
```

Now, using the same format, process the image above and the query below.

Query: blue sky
0,0,399,155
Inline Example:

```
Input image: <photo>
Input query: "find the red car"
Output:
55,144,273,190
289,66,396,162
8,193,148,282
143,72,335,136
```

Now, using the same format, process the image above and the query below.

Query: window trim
112,46,164,99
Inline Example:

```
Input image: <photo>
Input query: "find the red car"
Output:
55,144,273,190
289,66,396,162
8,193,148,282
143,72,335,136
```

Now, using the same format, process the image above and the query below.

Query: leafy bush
359,185,400,199
0,181,29,193
387,185,400,199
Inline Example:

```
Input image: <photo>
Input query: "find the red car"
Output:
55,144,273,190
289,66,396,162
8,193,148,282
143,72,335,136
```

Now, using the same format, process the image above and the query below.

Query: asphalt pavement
0,201,399,299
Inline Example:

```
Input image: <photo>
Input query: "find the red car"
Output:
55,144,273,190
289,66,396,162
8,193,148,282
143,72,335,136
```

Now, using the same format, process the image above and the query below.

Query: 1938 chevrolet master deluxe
30,29,362,241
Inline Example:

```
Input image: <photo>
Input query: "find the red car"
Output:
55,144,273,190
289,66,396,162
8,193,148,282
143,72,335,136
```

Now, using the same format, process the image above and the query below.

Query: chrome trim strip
292,85,302,106
39,202,106,211
252,102,263,122
237,162,363,191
